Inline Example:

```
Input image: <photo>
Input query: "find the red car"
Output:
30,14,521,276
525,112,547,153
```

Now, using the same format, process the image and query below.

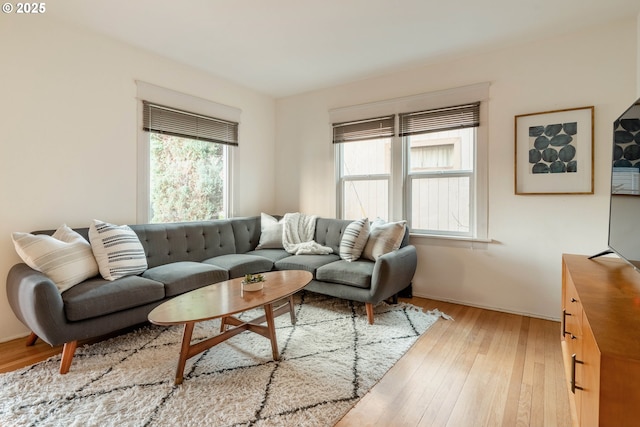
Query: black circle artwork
528,122,577,174
613,118,640,169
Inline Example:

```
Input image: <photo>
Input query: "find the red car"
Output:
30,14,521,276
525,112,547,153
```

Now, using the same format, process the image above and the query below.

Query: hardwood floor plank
516,317,543,426
502,316,530,427
445,311,522,427
409,306,486,426
436,311,499,427
0,337,62,373
484,314,524,427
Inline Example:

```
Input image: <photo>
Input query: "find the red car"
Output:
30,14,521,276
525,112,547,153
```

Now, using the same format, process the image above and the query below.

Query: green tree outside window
149,133,226,223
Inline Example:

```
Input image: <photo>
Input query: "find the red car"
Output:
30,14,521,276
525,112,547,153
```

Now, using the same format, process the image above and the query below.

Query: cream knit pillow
362,219,406,261
12,224,99,292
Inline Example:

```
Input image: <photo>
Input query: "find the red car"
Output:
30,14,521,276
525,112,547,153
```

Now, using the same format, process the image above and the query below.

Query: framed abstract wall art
515,106,594,194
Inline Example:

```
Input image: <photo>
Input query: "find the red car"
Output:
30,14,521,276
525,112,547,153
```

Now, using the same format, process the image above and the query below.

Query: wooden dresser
561,254,640,427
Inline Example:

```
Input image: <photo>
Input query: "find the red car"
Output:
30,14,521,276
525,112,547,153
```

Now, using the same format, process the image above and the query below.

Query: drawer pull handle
562,310,572,336
571,353,584,393
571,297,578,303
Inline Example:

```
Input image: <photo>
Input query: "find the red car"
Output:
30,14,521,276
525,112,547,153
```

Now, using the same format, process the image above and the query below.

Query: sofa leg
26,332,38,346
60,341,78,374
365,303,374,325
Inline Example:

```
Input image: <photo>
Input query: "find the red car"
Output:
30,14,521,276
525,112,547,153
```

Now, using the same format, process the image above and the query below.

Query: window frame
136,81,240,223
335,139,392,221
404,127,477,238
330,83,489,241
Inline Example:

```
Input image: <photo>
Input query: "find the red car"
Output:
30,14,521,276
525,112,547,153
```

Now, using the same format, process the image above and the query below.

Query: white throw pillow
339,218,370,262
12,224,99,292
256,213,285,249
362,219,407,261
89,220,148,280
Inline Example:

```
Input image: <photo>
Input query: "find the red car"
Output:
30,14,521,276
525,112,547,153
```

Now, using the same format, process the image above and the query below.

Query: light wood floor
0,297,572,427
337,298,572,427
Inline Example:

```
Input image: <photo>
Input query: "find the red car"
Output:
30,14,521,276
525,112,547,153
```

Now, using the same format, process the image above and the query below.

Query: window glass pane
342,138,391,176
343,179,388,220
149,133,227,222
411,176,470,233
408,128,474,173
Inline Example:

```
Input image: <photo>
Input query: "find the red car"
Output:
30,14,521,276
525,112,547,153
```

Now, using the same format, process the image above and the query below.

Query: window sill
408,233,494,248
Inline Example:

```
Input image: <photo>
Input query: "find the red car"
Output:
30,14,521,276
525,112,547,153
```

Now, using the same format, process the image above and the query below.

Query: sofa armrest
6,263,70,345
369,245,417,302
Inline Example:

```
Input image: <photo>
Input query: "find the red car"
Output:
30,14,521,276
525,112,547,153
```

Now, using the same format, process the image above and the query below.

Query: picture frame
515,106,594,194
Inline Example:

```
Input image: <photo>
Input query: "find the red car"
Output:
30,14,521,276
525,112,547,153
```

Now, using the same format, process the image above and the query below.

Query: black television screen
605,97,640,269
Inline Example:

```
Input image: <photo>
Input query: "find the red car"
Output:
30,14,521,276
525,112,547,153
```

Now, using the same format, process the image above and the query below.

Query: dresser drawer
562,268,582,341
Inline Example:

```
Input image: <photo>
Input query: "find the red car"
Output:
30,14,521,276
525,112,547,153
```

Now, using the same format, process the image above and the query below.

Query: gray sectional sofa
6,215,417,374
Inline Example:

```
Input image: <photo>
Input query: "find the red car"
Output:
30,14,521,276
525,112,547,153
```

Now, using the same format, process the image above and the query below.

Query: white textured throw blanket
283,213,333,255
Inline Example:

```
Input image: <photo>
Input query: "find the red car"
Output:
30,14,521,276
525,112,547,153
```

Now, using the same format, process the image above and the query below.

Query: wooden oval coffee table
148,270,312,385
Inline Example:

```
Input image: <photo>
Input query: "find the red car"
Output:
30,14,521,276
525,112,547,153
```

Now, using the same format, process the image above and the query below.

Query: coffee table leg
288,295,296,325
175,322,195,385
264,303,279,360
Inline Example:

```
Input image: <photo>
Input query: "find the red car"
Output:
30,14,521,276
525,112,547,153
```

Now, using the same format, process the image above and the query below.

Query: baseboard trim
411,292,561,322
0,331,32,344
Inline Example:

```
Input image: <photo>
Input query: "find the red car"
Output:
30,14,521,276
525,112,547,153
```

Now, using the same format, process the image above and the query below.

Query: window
339,138,391,220
405,129,474,234
334,116,394,221
140,100,238,223
402,103,479,237
332,83,488,240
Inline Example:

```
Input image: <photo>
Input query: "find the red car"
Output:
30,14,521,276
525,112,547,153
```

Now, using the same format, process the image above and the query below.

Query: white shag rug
0,292,446,427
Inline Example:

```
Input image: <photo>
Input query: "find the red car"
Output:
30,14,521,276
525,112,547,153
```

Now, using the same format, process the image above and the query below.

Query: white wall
275,19,638,320
0,16,276,341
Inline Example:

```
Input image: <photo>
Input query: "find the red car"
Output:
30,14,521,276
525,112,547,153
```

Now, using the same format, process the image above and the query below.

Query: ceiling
48,0,640,98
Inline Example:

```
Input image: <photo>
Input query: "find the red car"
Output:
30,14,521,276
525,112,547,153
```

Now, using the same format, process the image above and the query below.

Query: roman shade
332,115,395,144
143,101,239,146
399,102,480,137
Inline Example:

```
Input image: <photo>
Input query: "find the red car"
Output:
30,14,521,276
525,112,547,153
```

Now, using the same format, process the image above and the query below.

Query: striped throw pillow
12,225,99,292
89,220,148,280
339,218,370,262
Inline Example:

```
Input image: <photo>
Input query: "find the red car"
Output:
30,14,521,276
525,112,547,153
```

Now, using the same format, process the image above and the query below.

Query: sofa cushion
339,218,370,262
62,275,165,321
203,254,273,279
316,260,374,289
314,218,353,254
131,220,237,268
245,249,292,263
229,216,261,253
142,262,228,297
12,224,99,292
362,219,407,261
89,220,148,280
275,254,340,275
